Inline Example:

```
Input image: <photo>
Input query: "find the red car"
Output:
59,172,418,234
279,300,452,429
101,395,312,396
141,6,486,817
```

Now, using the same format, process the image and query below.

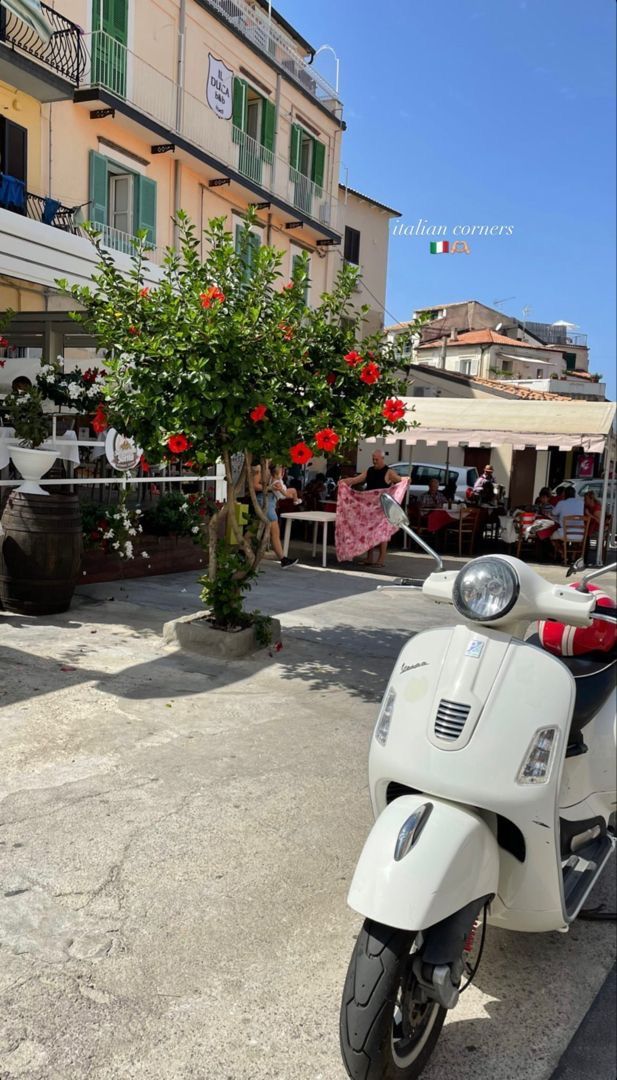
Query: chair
554,515,587,566
449,508,481,556
515,511,540,560
585,514,612,564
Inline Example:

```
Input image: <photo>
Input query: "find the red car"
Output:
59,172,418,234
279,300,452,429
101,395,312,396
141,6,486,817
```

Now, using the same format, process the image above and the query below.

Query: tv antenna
521,305,532,323
493,296,515,309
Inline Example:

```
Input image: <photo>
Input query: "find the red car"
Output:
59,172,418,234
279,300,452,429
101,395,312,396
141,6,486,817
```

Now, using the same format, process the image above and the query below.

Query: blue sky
283,0,616,398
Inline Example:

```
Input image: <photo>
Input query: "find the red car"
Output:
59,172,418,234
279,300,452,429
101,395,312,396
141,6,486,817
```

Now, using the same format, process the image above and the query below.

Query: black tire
340,919,447,1080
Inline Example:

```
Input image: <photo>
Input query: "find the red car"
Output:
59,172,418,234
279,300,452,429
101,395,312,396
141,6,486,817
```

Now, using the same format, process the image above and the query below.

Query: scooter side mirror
380,492,444,572
380,492,408,528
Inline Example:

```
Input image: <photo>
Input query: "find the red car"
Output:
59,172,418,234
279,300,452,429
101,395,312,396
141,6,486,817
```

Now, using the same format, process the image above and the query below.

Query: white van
389,461,479,502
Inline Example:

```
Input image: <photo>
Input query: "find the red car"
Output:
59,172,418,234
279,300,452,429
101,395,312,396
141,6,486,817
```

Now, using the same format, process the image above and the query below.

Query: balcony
0,1,85,100
80,32,341,236
89,220,164,265
201,0,342,117
0,173,79,232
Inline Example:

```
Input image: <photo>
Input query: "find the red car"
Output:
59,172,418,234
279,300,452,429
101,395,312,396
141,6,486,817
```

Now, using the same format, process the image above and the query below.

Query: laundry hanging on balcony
0,0,53,45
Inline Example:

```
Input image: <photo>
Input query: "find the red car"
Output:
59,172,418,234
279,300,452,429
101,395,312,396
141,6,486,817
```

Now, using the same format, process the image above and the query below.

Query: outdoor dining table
280,510,338,568
424,504,462,533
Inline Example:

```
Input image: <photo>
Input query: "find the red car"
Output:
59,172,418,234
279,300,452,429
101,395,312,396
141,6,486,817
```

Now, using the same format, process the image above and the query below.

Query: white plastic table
280,510,338,568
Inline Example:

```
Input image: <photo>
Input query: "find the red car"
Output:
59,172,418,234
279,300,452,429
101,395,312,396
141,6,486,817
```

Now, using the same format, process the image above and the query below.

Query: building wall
0,81,43,193
339,190,395,336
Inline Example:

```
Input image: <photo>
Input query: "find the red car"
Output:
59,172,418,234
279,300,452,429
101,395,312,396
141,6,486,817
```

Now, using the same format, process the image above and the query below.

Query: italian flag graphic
430,241,449,254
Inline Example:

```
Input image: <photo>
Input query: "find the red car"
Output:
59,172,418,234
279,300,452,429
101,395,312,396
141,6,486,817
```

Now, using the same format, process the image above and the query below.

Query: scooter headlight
452,558,519,622
374,687,396,746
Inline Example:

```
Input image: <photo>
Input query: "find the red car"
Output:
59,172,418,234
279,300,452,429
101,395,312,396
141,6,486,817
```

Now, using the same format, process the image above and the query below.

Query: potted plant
60,213,419,654
4,385,55,495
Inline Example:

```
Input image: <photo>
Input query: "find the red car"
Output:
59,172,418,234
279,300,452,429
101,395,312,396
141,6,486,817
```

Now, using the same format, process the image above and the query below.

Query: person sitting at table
584,490,602,532
551,486,585,552
534,487,555,517
419,478,447,509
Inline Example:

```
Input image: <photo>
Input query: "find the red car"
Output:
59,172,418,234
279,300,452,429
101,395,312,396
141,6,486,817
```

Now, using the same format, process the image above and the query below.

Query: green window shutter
289,123,301,173
292,253,309,304
232,77,247,143
88,149,108,226
136,174,157,245
261,99,275,155
110,0,128,44
312,139,325,191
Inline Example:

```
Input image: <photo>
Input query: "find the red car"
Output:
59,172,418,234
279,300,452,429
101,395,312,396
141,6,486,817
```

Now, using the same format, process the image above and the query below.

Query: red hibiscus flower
0,336,8,348
278,322,294,341
128,325,139,335
91,404,108,434
360,361,380,385
200,286,225,308
139,455,150,473
167,434,191,454
326,373,336,386
283,282,294,290
139,287,150,298
315,428,340,453
82,367,98,384
344,350,362,366
289,441,312,465
250,404,268,422
382,398,406,422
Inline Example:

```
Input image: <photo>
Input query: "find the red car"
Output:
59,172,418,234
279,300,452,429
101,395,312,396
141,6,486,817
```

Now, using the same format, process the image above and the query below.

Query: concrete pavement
0,553,615,1080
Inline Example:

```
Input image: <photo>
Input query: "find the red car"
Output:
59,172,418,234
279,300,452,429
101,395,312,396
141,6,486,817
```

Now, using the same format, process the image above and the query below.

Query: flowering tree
60,213,417,627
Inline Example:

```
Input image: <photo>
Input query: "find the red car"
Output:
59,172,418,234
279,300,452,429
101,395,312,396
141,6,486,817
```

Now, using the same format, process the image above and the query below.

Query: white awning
373,399,616,455
0,0,52,44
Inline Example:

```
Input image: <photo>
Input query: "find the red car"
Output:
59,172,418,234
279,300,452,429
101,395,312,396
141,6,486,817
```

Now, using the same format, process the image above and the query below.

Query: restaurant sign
206,54,233,119
105,429,142,472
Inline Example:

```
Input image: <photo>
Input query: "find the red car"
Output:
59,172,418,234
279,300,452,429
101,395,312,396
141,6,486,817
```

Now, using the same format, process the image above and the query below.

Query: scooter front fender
348,795,499,931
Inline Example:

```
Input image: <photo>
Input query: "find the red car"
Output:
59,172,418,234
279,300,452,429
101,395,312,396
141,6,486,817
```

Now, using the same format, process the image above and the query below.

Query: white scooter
340,494,616,1080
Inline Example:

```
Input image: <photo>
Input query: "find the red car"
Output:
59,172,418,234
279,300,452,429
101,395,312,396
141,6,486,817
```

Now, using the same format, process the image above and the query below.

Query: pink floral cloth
335,479,408,562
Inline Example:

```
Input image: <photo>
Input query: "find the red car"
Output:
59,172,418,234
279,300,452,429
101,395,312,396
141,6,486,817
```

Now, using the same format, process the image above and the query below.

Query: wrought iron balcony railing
0,175,79,233
0,1,85,86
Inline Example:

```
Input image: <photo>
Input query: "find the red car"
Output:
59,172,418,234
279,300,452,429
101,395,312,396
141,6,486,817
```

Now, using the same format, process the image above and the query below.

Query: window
108,169,134,234
235,220,262,279
344,226,360,265
232,78,275,183
289,123,326,214
291,248,310,304
458,356,476,376
0,117,27,187
564,352,577,371
88,150,157,244
92,0,128,96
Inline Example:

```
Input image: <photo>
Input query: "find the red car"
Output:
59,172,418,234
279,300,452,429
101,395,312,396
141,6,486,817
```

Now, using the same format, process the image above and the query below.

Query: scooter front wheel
340,919,446,1080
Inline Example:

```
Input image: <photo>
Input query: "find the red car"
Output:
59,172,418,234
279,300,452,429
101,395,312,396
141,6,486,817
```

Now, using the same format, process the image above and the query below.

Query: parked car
552,478,616,502
389,461,479,501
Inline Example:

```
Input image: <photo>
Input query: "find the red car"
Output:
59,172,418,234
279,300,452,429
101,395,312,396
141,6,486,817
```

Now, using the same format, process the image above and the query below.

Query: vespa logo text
400,661,429,674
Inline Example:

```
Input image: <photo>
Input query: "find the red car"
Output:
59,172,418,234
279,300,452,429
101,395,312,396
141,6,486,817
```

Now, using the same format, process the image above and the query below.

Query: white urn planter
9,446,57,496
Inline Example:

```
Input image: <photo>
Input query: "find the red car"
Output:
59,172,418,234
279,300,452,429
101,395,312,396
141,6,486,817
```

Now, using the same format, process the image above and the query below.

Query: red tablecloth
426,509,457,533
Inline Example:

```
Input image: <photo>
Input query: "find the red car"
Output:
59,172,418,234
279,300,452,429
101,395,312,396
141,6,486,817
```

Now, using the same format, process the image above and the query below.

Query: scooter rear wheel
340,919,446,1080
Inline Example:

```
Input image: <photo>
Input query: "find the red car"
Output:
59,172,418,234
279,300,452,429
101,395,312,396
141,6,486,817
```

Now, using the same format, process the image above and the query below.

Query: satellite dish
495,322,503,331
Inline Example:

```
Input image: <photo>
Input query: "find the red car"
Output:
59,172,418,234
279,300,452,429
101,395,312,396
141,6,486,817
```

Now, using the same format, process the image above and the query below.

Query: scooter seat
527,635,616,736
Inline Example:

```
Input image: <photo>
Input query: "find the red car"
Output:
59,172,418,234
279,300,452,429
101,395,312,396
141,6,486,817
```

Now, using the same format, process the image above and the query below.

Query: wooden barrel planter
0,492,83,615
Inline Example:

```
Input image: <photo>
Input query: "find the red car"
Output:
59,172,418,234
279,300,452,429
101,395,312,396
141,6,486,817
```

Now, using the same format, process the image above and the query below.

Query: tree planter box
163,612,282,658
80,535,206,583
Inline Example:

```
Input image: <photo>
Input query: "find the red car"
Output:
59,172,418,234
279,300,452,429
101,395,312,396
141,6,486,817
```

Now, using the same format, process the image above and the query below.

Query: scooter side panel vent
434,699,471,741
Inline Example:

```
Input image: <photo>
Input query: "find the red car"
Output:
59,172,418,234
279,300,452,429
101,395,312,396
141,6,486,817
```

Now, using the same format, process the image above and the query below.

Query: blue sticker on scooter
466,639,485,658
